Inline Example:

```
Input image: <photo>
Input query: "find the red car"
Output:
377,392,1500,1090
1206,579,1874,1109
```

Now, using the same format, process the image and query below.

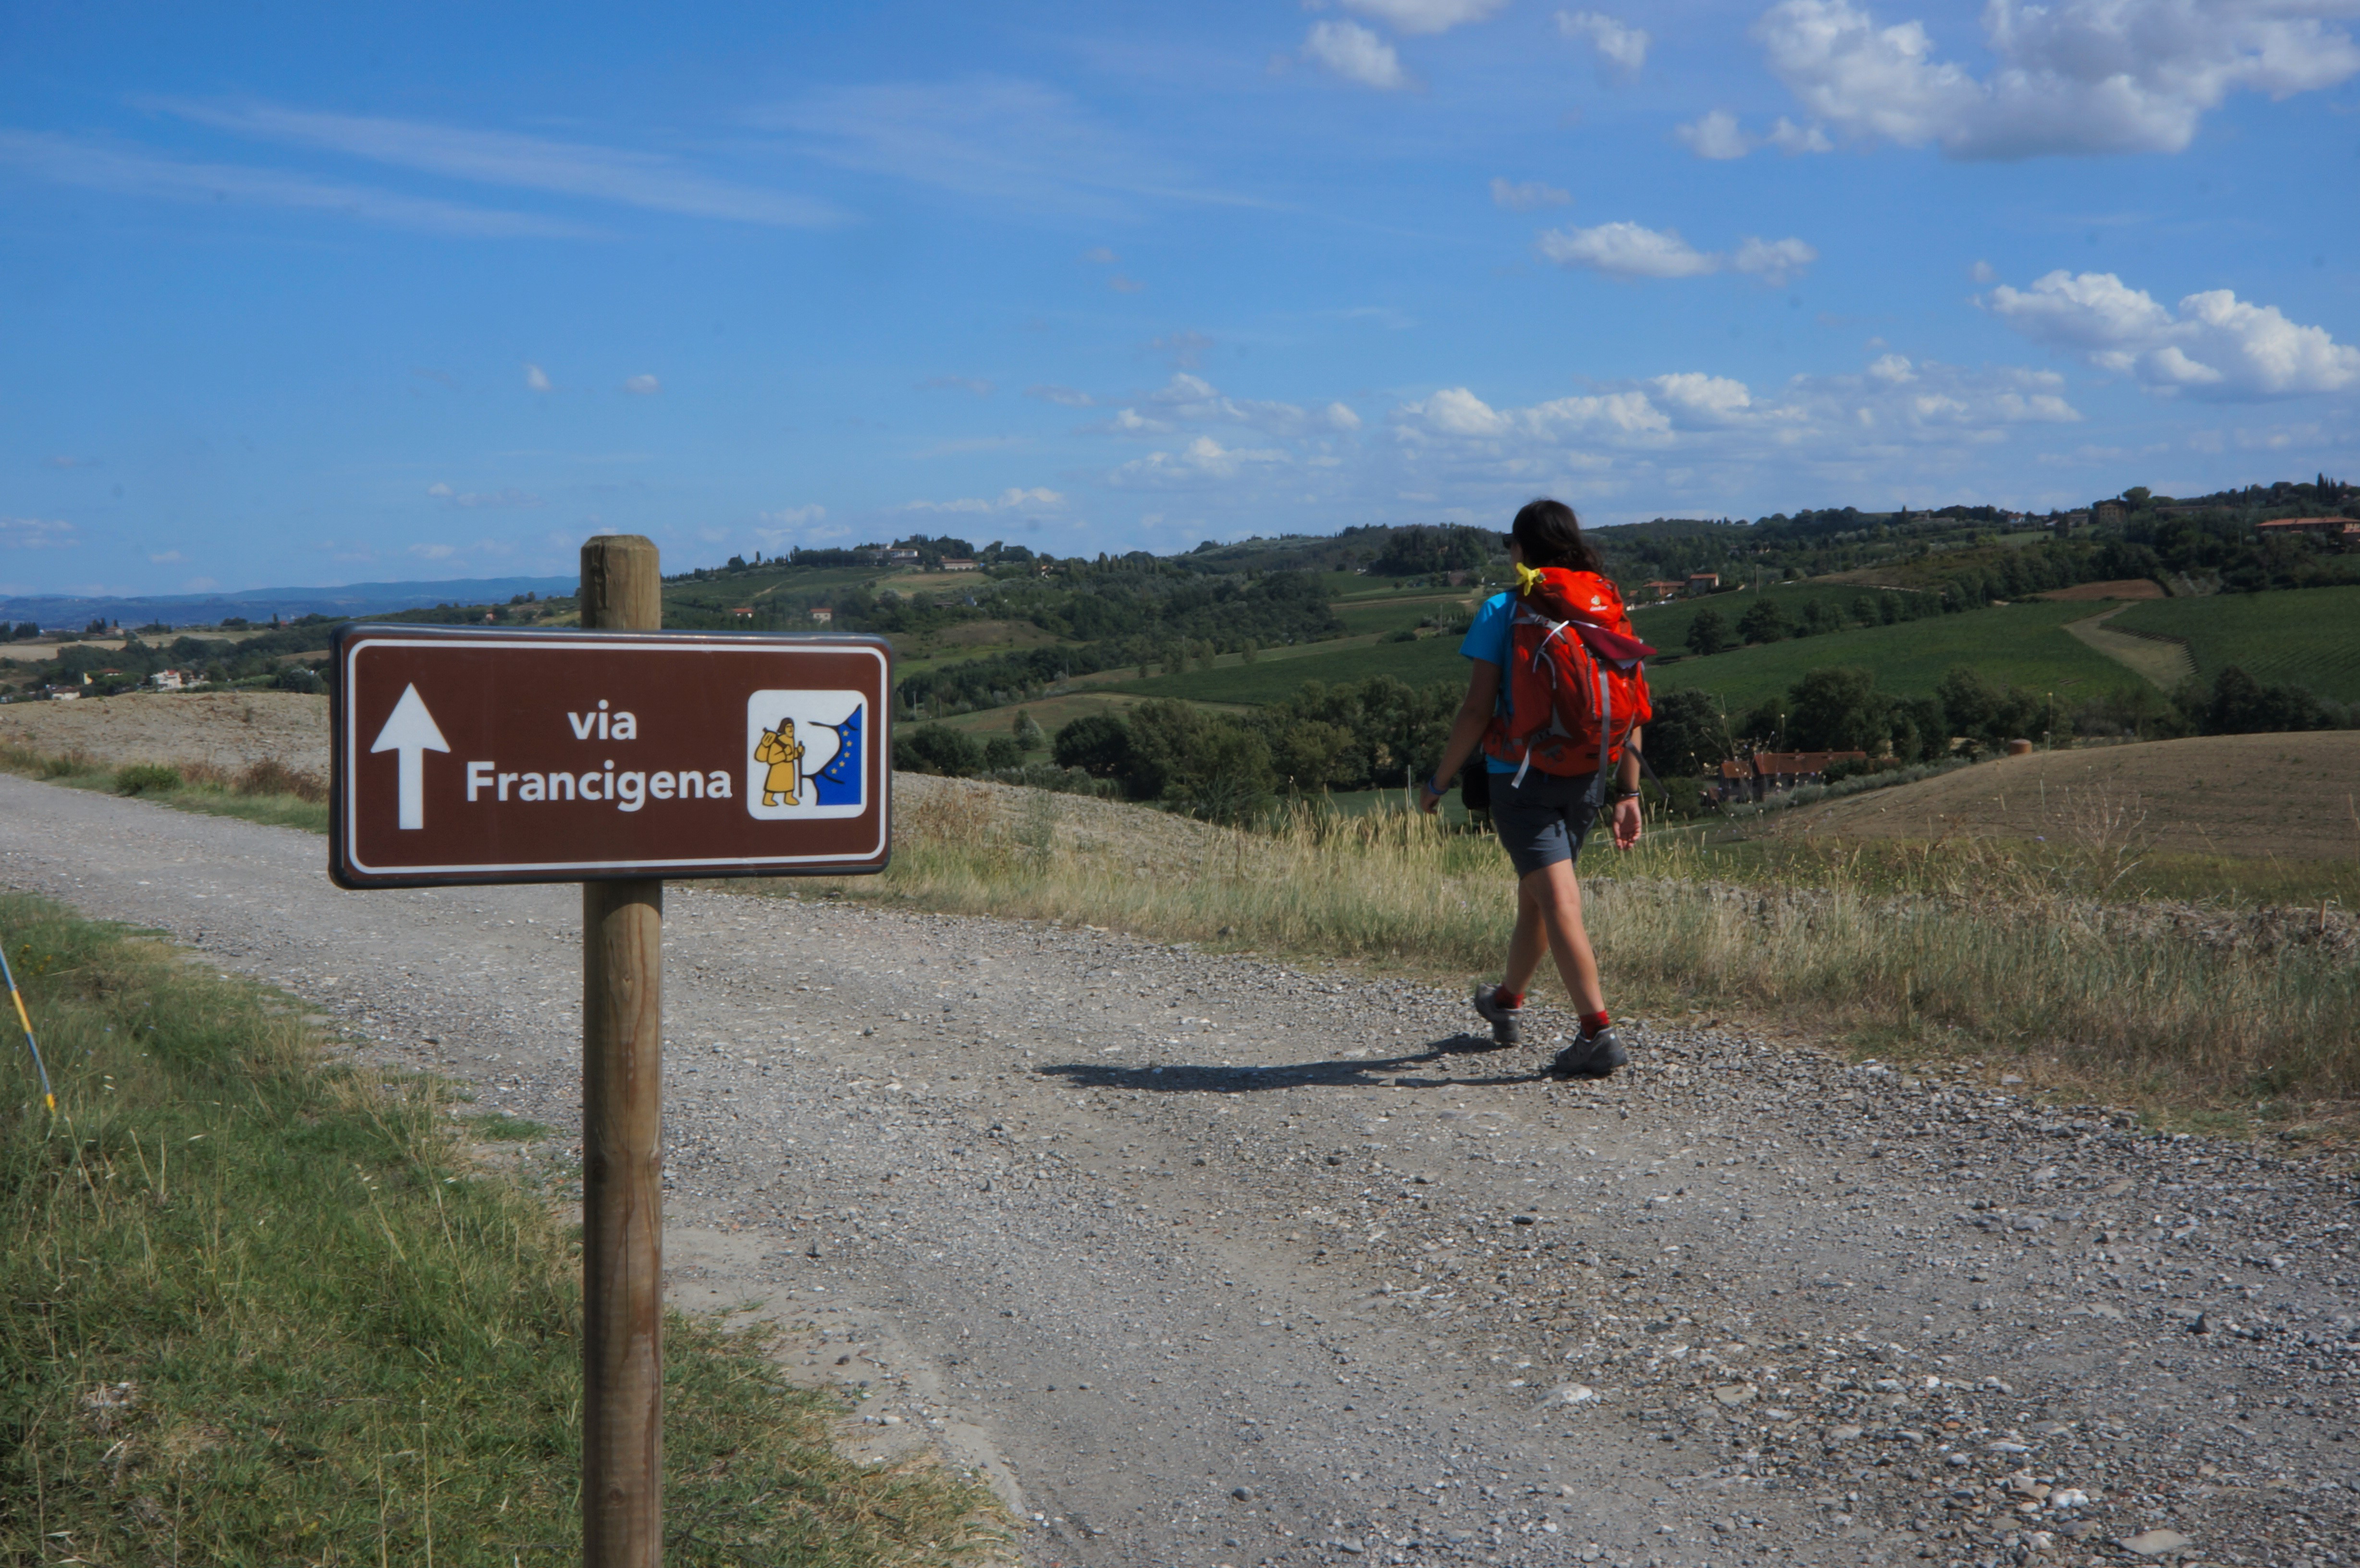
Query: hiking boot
1471,984,1524,1047
1548,1026,1628,1080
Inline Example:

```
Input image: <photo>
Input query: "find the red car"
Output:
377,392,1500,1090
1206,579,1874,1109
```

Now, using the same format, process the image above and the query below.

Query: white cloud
0,516,76,549
624,373,661,395
148,550,184,564
1730,234,1819,284
1557,10,1651,76
760,79,1252,220
1868,352,1917,382
1767,116,1833,152
1342,0,1510,35
1538,222,1819,283
1650,372,1754,420
1491,177,1571,210
1110,435,1291,486
0,130,600,239
1305,22,1414,89
409,543,458,560
1130,372,1365,439
1082,246,1118,264
902,486,1067,514
1538,221,1718,278
1025,384,1098,407
427,483,543,509
1676,110,1754,159
1754,0,2360,159
1677,111,1835,159
1987,270,2360,396
1397,386,1673,440
154,99,841,226
524,364,553,393
759,505,827,526
1971,259,1999,283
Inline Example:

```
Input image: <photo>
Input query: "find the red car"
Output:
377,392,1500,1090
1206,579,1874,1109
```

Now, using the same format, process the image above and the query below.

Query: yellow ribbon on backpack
1513,560,1546,597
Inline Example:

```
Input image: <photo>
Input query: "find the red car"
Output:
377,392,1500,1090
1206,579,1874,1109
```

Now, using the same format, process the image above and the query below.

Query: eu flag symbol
811,704,863,807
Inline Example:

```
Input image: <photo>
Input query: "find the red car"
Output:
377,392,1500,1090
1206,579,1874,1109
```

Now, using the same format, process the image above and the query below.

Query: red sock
1580,1010,1611,1038
1495,988,1524,1010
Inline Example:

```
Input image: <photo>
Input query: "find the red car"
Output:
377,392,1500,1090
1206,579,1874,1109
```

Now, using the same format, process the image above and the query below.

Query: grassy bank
0,743,332,835
0,892,1002,1565
796,783,2359,1121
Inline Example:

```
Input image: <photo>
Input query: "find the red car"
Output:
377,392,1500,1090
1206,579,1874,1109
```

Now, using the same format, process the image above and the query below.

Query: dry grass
793,783,2360,1121
1773,732,2360,865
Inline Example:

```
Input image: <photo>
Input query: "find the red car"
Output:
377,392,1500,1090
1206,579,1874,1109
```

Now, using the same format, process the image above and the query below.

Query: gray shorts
1490,769,1604,879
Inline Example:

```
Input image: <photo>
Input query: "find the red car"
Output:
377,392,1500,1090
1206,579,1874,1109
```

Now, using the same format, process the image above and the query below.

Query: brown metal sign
330,624,891,888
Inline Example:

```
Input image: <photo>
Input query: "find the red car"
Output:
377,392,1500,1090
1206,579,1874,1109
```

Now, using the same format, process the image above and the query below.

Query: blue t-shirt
1458,592,1519,774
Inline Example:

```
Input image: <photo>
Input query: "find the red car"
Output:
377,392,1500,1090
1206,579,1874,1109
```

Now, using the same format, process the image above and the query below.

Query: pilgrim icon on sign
745,691,866,820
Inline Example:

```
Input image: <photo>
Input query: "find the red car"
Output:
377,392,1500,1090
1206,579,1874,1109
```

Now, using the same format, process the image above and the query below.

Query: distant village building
884,548,920,565
1684,573,1720,596
1713,750,1869,804
149,669,187,691
2257,517,2356,539
1641,580,1688,603
727,606,756,620
939,558,980,572
44,685,82,701
808,607,835,624
2093,501,2126,526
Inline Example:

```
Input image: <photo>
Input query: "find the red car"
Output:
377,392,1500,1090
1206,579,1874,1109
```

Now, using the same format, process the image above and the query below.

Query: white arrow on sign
369,683,450,830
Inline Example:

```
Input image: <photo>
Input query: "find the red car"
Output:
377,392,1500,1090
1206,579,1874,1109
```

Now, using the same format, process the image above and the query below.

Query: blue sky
4,0,2356,595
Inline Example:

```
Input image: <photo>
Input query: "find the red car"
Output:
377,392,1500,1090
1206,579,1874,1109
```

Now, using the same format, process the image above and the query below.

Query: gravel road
5,773,2358,1568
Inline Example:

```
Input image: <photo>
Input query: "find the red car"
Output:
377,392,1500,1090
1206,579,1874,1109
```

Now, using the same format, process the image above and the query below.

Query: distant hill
0,576,579,629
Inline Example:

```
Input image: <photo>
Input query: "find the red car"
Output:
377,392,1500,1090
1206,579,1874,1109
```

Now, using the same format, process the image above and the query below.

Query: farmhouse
939,558,980,572
2257,517,2357,540
1685,573,1720,595
808,607,834,624
1714,750,1870,804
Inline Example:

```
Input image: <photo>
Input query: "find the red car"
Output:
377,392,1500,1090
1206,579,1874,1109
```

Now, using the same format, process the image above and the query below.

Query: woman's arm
1417,661,1501,814
1609,725,1642,849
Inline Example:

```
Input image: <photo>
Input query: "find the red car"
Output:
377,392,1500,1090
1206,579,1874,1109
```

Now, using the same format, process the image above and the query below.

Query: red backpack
1481,566,1656,786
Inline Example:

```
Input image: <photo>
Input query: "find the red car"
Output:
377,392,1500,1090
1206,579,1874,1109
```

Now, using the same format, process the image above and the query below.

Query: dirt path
2063,607,2194,690
5,776,2357,1568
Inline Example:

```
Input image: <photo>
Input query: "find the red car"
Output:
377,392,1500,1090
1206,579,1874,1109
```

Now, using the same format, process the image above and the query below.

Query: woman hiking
1418,498,1651,1079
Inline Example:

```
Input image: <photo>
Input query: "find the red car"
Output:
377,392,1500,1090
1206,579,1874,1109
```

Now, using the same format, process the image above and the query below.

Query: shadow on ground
1038,1033,1550,1094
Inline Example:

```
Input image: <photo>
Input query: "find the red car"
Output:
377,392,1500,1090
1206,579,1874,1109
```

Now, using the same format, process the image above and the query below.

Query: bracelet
1427,774,1449,796
1612,788,1640,800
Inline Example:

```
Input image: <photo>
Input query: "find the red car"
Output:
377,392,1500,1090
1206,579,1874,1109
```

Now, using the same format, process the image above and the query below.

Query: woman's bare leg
1509,859,1606,1016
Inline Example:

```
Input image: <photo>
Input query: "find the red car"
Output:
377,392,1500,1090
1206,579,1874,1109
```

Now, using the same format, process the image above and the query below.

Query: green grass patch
0,893,1003,1564
461,1111,555,1141
1110,632,1464,703
1645,599,2144,715
2110,584,2360,701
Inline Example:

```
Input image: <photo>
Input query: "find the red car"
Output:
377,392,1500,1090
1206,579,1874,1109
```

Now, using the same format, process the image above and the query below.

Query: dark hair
1509,498,1602,573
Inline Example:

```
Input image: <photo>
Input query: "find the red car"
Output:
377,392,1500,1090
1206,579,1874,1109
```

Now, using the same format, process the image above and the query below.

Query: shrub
1053,713,1134,778
236,758,329,802
114,763,182,796
893,724,983,777
981,735,1024,771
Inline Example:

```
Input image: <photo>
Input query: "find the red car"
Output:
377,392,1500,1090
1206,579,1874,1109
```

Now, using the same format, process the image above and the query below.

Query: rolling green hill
1108,596,2146,715
2108,585,2360,701
1628,580,1939,652
1646,600,2144,716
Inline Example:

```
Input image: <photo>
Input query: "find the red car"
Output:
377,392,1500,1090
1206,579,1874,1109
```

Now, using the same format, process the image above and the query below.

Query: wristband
1612,788,1640,801
1427,773,1449,796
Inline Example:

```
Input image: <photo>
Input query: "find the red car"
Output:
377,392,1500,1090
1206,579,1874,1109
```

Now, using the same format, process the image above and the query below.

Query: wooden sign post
579,536,665,1567
326,533,894,1564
